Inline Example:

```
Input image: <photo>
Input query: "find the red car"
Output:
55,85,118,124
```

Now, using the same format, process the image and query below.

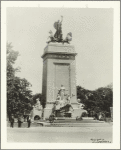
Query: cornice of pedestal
41,43,77,59
41,53,77,61
46,43,75,48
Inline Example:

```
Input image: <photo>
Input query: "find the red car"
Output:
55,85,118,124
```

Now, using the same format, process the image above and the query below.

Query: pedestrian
10,114,14,128
18,115,22,128
27,115,31,128
94,113,98,120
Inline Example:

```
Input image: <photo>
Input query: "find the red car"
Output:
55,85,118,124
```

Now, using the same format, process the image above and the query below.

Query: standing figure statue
54,16,63,42
58,84,66,100
34,98,42,110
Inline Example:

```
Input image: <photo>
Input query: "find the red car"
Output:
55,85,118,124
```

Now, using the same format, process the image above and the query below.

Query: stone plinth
31,107,42,120
41,43,80,118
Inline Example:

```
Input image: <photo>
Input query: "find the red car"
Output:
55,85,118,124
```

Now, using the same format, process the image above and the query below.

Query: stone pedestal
41,43,80,118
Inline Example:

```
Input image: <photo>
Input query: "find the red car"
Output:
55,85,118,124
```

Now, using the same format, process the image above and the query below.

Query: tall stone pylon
41,43,80,118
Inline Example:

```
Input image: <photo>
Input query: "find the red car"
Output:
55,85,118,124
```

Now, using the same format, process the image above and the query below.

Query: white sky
7,7,113,94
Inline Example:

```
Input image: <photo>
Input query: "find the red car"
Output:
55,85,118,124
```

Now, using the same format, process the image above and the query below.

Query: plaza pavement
7,121,112,143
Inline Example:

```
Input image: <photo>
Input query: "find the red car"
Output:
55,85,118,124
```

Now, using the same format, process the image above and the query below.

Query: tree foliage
7,43,33,118
77,84,113,116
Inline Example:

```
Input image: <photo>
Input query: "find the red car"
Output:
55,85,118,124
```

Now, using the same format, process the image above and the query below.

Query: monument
31,98,43,120
41,16,84,119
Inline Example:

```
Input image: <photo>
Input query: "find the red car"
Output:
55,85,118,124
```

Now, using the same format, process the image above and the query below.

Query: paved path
7,124,112,143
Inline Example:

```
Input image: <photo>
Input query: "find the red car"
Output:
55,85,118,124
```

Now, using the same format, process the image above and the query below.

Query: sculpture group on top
47,16,72,44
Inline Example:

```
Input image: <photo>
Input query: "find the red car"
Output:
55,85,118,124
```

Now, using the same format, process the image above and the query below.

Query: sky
7,7,113,94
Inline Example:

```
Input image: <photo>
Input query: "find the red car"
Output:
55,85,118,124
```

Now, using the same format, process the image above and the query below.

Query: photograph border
1,1,120,149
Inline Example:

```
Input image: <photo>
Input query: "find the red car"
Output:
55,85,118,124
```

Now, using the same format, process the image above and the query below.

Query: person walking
27,115,31,128
10,114,14,128
18,115,22,128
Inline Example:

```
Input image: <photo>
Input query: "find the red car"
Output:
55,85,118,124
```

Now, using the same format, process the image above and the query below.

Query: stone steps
37,117,109,127
37,122,111,127
45,117,94,120
45,117,103,123
53,120,105,123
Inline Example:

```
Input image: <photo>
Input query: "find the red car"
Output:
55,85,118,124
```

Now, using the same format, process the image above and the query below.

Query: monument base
71,103,87,118
43,102,87,119
31,109,42,121
43,103,53,119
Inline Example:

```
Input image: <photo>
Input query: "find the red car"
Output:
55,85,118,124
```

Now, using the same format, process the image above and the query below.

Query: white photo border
1,1,120,149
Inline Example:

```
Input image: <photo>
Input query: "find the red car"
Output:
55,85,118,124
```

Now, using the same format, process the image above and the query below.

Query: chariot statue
47,16,72,44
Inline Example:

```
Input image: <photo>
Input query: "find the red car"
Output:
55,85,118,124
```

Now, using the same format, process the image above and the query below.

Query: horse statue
47,16,72,44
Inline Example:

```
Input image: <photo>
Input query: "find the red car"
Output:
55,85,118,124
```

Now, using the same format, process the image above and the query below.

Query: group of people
10,114,32,128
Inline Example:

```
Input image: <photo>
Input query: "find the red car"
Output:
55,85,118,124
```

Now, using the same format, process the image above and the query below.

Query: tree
96,86,113,113
7,42,33,118
77,84,113,116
